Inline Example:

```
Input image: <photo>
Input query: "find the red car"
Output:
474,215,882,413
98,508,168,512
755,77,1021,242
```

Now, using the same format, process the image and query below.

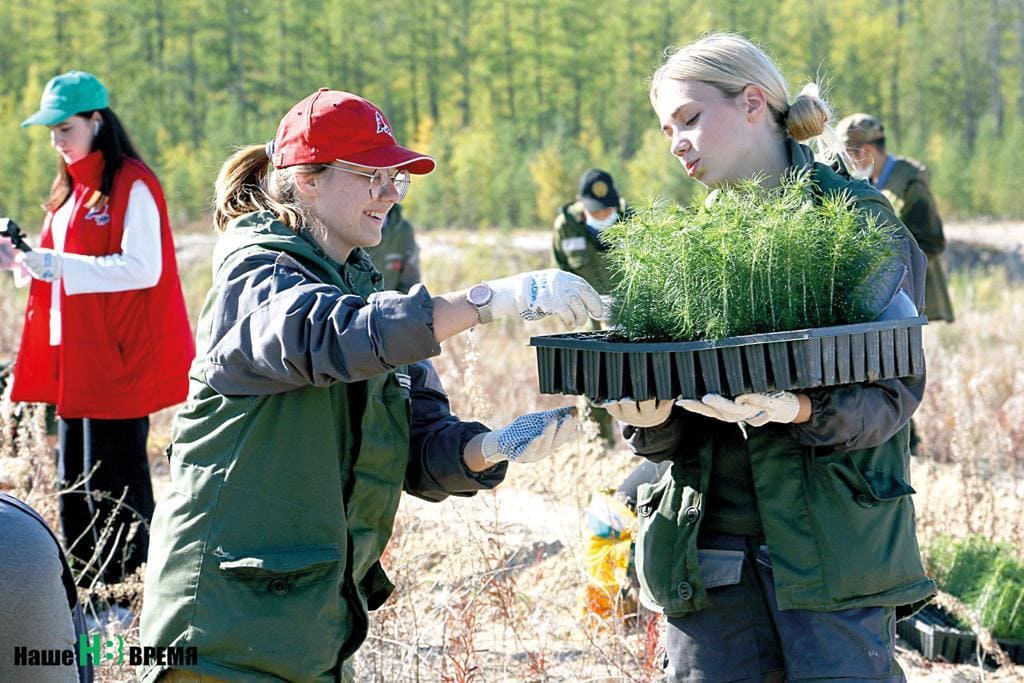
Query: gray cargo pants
665,534,905,682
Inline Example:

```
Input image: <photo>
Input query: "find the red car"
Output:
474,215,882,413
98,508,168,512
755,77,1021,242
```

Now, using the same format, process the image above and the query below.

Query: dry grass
1,224,1022,681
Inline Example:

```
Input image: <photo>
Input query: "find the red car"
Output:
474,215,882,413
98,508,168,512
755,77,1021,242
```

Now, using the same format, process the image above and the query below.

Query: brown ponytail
212,145,327,233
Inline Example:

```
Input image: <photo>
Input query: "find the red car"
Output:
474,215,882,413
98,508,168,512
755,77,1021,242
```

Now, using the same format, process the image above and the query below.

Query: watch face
468,283,492,306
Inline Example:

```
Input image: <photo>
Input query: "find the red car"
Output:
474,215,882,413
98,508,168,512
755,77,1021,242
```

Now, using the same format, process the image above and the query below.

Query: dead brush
2,365,149,682
5,228,1024,680
912,267,1024,552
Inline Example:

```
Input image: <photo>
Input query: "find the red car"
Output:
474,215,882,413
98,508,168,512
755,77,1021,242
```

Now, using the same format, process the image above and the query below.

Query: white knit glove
488,269,603,328
677,392,800,427
599,398,674,428
481,406,577,465
734,391,802,426
19,248,62,282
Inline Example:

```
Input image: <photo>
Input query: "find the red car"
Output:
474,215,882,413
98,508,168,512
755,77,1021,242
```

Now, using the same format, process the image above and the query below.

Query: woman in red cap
3,70,194,607
140,89,603,682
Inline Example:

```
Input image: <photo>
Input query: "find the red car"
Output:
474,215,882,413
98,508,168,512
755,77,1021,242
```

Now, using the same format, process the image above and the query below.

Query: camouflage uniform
552,200,620,300
875,156,954,322
837,113,954,323
551,173,630,445
364,203,421,293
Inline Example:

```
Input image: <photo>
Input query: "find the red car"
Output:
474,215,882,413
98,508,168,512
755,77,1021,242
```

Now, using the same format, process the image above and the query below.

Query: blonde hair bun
786,84,830,142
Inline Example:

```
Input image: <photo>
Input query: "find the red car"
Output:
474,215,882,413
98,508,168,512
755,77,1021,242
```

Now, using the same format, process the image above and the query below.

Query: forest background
1,0,1022,231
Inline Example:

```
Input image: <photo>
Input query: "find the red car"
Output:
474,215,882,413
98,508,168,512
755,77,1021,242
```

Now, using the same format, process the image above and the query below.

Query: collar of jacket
873,154,898,189
783,137,820,178
292,222,379,281
66,149,105,188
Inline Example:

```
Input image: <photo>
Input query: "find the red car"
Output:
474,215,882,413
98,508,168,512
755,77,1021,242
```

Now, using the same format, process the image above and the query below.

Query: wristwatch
467,282,494,323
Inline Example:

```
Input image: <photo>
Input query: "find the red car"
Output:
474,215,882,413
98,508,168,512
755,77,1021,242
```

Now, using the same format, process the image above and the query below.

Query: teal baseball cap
21,70,109,127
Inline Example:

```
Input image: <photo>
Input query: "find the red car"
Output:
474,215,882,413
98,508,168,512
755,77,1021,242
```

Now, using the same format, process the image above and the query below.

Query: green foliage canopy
0,0,1021,231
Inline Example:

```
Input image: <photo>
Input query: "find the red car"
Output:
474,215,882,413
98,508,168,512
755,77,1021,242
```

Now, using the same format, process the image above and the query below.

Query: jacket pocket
697,548,744,589
810,450,926,604
203,544,348,680
634,474,699,615
563,245,591,272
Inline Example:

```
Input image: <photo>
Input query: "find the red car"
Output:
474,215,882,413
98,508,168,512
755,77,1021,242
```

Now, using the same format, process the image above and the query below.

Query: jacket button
677,581,693,600
684,506,700,524
855,493,875,508
269,579,290,596
345,272,355,287
637,504,653,518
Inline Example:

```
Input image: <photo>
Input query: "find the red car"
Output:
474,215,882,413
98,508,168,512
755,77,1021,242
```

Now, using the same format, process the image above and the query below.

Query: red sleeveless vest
11,151,195,419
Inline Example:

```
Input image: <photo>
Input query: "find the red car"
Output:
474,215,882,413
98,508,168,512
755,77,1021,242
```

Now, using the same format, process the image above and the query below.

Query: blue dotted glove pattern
496,406,574,461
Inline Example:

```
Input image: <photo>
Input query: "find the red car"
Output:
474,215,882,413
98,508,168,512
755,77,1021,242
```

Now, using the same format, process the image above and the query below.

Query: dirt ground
16,219,1024,682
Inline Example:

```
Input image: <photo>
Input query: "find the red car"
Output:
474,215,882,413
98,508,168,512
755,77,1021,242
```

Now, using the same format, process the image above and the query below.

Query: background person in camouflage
552,168,628,299
552,169,630,445
838,112,955,323
363,202,420,293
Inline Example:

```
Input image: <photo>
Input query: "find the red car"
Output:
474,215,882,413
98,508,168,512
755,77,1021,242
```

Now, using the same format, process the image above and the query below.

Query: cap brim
581,196,618,212
20,108,71,127
342,145,436,174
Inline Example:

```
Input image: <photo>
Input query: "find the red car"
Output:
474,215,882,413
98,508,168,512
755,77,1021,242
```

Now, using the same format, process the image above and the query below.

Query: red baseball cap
269,89,435,174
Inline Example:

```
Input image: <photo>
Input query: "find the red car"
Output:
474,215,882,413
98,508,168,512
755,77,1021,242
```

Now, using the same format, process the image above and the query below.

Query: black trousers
57,416,155,587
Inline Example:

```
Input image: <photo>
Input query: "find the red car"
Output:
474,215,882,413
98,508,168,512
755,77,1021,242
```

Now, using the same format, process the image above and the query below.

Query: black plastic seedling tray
896,603,1024,665
530,317,927,401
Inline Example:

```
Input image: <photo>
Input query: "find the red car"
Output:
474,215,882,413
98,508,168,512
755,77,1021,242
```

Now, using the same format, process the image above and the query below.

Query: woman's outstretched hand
470,406,578,467
489,269,603,328
599,398,675,428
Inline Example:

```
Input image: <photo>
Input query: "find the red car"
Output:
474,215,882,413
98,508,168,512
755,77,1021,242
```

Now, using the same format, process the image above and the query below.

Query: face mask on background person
852,157,873,181
585,209,619,231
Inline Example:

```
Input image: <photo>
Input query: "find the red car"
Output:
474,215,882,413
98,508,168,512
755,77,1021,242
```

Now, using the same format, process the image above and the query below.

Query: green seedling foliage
603,171,901,341
927,534,1024,641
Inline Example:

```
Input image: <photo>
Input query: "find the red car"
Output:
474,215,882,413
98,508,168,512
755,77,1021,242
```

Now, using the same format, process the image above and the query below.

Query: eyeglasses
327,162,411,201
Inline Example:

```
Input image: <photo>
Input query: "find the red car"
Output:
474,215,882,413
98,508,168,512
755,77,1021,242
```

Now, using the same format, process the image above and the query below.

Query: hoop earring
93,121,101,136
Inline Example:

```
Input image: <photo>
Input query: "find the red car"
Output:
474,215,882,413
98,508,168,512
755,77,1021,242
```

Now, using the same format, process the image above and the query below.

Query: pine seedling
603,171,901,341
928,534,1024,641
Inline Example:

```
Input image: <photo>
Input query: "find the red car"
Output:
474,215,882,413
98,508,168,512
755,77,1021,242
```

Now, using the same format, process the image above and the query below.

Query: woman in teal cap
4,70,195,605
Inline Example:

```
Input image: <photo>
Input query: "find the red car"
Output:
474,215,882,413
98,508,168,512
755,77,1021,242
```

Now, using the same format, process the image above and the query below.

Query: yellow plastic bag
578,491,637,620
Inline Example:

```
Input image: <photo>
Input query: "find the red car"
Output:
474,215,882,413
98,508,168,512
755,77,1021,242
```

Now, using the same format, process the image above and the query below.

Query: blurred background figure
839,112,953,455
550,168,660,623
364,203,421,293
838,113,955,323
552,168,631,446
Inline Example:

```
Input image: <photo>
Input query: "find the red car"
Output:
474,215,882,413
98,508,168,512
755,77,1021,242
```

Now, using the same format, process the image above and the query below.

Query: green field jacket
626,141,936,619
551,199,629,295
363,204,421,293
878,156,955,322
140,212,504,682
